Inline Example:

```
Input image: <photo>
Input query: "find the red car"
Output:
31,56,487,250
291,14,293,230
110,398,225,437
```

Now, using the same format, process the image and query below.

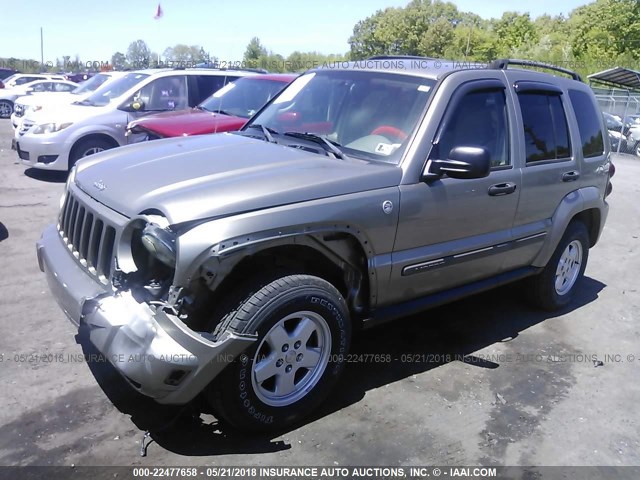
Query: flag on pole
154,3,163,19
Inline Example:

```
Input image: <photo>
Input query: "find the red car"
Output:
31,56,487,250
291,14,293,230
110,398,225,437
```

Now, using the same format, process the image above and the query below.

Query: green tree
126,39,151,68
163,44,204,64
244,37,268,61
349,1,464,58
492,12,539,57
570,0,640,66
111,52,127,70
419,17,455,57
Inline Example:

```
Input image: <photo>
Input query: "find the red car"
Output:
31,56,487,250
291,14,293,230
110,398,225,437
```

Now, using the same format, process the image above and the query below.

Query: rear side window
518,92,571,163
568,90,605,158
193,75,240,104
15,76,41,85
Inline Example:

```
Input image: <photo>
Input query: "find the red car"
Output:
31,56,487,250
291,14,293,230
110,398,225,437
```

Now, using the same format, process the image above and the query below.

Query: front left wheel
207,274,351,432
0,100,13,119
69,138,114,170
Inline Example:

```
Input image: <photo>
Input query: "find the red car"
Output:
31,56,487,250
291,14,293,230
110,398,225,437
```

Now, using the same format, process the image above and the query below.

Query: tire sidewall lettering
232,289,349,426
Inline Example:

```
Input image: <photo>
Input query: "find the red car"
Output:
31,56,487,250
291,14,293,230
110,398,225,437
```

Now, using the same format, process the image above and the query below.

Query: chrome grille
19,119,34,136
58,191,116,283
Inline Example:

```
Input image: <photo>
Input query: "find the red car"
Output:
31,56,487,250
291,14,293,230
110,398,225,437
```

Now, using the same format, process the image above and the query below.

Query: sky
1,0,591,66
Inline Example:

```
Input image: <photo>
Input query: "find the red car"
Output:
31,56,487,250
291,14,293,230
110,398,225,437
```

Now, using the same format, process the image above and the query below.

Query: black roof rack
490,58,582,82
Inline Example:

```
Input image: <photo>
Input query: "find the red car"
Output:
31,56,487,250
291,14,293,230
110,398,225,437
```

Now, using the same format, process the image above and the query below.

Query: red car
126,74,297,141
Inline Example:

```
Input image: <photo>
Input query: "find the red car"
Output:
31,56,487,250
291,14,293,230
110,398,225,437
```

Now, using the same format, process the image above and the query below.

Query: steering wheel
370,125,408,142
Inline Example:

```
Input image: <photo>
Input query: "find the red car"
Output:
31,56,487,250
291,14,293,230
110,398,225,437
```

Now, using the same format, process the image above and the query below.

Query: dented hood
74,133,402,224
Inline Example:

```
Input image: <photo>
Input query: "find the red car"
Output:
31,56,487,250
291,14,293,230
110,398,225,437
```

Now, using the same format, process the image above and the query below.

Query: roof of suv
314,56,584,84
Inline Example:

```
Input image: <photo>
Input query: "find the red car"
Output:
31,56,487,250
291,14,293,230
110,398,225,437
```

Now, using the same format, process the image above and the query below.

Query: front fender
172,188,401,302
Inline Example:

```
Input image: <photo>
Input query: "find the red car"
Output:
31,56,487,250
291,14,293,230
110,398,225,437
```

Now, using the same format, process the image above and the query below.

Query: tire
0,100,13,119
635,141,640,157
206,274,351,432
69,138,114,170
525,221,589,311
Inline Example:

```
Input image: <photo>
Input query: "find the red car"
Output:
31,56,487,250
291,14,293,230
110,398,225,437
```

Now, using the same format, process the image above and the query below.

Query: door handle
488,182,517,196
562,171,580,182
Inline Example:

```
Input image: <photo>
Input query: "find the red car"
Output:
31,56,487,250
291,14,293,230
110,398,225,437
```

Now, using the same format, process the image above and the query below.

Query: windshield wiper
283,131,345,159
75,98,95,106
246,124,278,143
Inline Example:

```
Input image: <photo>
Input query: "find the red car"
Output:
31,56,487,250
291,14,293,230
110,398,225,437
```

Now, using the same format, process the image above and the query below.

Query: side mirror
426,146,491,180
120,100,144,112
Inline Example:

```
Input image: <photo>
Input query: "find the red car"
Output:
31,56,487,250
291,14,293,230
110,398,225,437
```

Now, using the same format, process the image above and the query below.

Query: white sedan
0,79,78,119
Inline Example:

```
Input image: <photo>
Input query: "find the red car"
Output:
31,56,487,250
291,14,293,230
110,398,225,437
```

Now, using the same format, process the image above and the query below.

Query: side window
136,75,188,111
431,89,509,167
31,82,48,92
568,90,605,158
518,92,571,163
15,76,39,85
55,83,75,92
194,75,229,104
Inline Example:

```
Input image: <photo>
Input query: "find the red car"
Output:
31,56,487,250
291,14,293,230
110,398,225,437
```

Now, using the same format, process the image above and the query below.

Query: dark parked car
66,72,96,83
126,74,296,141
0,68,20,88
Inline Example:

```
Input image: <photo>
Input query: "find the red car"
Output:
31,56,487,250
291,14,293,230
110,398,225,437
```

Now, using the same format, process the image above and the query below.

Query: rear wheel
525,221,589,311
0,100,13,119
207,274,351,432
634,141,640,157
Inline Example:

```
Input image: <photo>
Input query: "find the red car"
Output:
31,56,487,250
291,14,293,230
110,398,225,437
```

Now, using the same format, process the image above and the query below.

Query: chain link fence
593,88,640,156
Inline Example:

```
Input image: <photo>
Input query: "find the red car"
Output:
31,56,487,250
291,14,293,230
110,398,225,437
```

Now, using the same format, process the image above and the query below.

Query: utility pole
40,27,44,71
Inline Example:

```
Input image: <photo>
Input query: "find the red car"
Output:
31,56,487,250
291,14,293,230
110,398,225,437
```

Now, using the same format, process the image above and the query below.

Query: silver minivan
15,68,256,171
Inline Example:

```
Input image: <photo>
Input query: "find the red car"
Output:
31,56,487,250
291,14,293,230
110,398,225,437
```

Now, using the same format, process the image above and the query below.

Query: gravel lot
0,119,638,468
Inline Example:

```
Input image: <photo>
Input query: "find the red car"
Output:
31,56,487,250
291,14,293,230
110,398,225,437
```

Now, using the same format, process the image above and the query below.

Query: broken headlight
140,223,177,267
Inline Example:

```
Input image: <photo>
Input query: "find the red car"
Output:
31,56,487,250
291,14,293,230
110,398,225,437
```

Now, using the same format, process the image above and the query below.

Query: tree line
2,0,639,78
347,0,640,78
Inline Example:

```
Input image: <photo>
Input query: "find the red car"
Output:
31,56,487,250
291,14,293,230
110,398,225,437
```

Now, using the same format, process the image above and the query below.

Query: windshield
80,73,149,106
245,70,436,163
72,73,111,95
200,77,290,118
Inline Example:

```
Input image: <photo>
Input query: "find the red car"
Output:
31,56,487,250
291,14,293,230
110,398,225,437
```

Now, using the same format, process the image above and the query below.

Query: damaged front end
79,290,253,403
37,181,254,404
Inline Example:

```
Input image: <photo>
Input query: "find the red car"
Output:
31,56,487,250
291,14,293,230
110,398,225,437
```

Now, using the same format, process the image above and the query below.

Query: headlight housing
140,223,177,267
33,122,73,134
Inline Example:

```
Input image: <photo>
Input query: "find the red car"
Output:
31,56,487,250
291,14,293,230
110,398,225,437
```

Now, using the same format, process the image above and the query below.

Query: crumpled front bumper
37,224,255,404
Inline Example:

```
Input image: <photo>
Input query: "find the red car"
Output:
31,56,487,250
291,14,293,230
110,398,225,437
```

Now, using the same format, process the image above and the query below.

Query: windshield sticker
375,143,401,156
417,85,431,92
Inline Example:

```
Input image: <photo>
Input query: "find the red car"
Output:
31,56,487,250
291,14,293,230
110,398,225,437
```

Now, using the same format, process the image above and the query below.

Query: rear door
507,78,579,267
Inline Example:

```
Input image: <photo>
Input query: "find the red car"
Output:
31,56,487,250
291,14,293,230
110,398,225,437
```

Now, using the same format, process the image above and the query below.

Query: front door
384,78,522,306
